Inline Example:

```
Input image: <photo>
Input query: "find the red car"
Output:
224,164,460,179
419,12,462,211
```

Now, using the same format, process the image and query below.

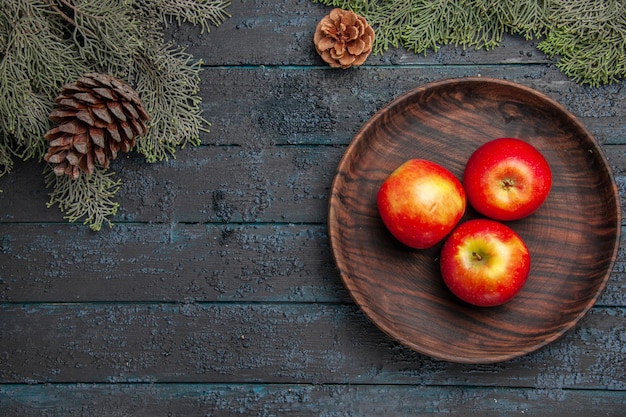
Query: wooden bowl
328,77,621,363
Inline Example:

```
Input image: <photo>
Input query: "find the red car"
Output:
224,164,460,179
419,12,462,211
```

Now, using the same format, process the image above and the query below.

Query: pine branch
0,55,52,161
45,165,121,231
313,0,626,86
368,1,421,54
0,0,231,229
504,0,550,39
138,0,232,33
539,27,626,87
397,0,511,54
64,0,145,76
0,0,85,164
539,0,626,87
130,41,208,163
2,1,83,94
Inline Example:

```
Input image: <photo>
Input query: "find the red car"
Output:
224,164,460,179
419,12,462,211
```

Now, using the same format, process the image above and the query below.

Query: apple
440,218,530,307
463,138,552,221
377,159,466,249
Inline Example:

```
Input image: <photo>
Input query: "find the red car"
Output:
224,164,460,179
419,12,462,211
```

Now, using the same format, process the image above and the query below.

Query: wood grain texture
198,66,625,147
0,223,343,303
329,78,621,363
1,383,625,416
0,304,624,389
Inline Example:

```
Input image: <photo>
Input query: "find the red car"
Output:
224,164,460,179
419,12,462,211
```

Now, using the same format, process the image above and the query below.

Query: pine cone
314,8,375,69
44,73,149,179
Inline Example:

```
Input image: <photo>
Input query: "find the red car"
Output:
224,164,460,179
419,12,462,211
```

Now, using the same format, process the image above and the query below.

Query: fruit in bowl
463,138,552,221
377,159,466,249
440,218,531,307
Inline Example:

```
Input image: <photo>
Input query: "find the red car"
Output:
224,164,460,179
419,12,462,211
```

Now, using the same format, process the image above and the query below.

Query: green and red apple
440,218,530,307
463,138,552,221
377,159,466,249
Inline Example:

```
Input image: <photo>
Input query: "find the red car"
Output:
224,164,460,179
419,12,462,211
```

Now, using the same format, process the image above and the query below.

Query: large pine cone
314,8,375,69
44,73,149,179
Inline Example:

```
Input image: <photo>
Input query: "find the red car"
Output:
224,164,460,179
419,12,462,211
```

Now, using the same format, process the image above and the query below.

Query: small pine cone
314,8,375,69
44,73,149,179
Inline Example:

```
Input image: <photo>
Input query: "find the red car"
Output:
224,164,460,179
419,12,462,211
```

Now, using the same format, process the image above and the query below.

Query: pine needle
0,56,51,161
138,0,232,33
130,41,209,163
313,0,626,86
68,0,145,75
45,166,121,231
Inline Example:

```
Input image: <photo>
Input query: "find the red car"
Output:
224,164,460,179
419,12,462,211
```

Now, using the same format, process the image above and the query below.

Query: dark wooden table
1,1,625,415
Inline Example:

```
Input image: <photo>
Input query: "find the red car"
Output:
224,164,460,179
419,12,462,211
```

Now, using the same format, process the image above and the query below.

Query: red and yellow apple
440,218,530,307
463,138,551,221
377,159,466,249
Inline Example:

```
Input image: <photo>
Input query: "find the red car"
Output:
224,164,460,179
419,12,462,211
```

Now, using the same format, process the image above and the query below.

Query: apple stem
472,251,483,261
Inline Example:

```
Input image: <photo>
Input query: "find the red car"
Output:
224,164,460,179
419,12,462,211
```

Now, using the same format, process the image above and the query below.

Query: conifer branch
0,0,231,229
46,0,76,27
45,165,121,231
130,40,208,163
313,0,625,86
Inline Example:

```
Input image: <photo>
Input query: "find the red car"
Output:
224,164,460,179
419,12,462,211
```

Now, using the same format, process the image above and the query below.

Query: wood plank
0,222,623,306
199,66,625,147
0,303,624,389
165,0,555,67
0,223,345,303
1,383,624,416
115,145,341,223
